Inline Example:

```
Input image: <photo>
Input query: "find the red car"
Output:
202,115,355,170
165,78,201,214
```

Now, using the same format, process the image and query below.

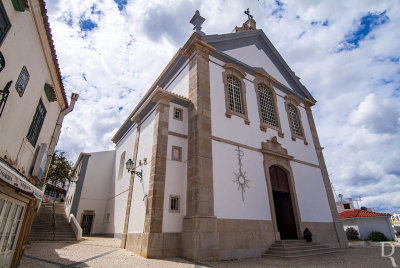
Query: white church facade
66,14,347,261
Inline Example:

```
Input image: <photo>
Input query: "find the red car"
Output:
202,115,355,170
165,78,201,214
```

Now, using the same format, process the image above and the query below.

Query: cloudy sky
44,0,400,214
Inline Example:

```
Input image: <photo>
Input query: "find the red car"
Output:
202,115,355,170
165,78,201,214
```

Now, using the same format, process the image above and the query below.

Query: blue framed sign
15,65,29,97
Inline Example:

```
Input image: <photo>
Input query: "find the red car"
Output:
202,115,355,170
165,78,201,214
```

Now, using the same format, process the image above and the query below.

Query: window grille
288,105,303,136
169,196,180,212
258,84,278,127
227,76,243,114
27,100,47,146
174,107,182,120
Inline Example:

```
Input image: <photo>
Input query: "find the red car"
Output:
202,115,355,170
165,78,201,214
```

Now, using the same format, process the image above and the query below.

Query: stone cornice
180,32,216,58
304,98,317,109
261,136,294,160
130,87,190,123
30,0,68,109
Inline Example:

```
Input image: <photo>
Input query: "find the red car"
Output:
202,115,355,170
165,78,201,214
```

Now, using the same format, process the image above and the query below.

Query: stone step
263,248,344,258
275,240,307,244
263,240,343,258
270,243,329,250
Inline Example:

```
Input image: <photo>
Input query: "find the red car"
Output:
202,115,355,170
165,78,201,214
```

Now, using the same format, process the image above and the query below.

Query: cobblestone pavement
20,237,400,267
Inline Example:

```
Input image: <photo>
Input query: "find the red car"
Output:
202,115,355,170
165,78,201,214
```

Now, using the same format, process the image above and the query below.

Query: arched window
118,151,126,180
227,76,243,114
258,84,278,127
222,63,249,124
253,72,283,137
288,105,303,137
284,95,307,144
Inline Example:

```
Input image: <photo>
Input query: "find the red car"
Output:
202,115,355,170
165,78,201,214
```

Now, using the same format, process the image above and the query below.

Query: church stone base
182,216,220,261
301,221,348,248
124,232,182,258
218,219,275,260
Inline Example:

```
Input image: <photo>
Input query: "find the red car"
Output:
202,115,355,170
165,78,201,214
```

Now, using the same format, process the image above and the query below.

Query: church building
66,11,347,261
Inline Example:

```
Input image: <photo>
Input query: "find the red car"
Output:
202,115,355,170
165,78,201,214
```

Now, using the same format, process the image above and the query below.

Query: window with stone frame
227,76,243,114
27,99,47,147
253,72,284,137
174,107,183,120
258,84,278,127
171,146,182,161
222,63,249,125
284,95,307,145
288,104,303,137
169,195,180,212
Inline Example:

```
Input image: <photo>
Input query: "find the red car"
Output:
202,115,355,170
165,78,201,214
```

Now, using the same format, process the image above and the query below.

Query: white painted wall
356,217,395,240
164,62,189,98
342,218,359,234
209,58,319,166
168,103,188,135
213,141,271,220
127,109,155,233
104,125,137,236
76,150,115,234
163,135,187,232
222,44,292,89
0,1,62,177
291,162,333,222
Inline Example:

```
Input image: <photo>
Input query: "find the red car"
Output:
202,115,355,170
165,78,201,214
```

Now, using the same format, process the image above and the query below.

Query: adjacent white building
69,14,347,261
340,209,395,240
0,0,77,267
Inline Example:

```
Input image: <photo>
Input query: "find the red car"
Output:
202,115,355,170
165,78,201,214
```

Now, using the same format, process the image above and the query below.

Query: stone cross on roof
244,8,253,19
235,8,257,33
190,10,205,36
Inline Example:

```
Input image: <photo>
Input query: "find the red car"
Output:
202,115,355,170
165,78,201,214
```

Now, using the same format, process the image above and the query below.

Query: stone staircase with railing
29,202,76,242
263,240,343,258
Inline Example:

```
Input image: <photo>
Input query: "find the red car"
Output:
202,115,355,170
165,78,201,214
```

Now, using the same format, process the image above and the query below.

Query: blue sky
44,0,400,214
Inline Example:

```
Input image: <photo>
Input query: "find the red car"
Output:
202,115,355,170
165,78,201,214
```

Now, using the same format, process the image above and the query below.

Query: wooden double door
269,165,297,239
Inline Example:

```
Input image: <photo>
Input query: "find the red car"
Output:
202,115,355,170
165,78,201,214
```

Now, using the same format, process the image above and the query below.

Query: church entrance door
269,165,297,239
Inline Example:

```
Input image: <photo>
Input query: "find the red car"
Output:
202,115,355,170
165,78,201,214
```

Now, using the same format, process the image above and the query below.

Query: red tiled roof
339,209,391,219
38,0,68,108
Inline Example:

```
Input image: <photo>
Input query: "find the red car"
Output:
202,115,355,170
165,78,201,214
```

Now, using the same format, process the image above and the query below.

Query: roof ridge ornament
190,10,205,36
235,8,257,32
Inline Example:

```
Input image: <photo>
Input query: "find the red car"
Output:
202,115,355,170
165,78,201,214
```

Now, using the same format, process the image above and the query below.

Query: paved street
20,237,400,267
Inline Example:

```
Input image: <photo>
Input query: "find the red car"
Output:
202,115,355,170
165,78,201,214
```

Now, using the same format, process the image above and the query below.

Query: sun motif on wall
233,146,250,201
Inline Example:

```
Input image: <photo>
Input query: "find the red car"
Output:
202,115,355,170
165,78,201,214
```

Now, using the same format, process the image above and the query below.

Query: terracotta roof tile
339,209,391,219
38,0,68,108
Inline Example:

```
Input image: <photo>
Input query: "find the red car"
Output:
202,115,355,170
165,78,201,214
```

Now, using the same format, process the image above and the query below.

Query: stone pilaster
121,122,141,249
140,99,170,258
304,99,348,248
181,33,220,261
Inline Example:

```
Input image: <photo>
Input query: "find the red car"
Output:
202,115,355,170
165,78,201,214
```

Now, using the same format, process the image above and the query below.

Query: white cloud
45,0,400,213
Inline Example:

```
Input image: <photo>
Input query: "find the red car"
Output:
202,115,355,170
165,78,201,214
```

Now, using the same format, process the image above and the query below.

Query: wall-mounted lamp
125,158,142,179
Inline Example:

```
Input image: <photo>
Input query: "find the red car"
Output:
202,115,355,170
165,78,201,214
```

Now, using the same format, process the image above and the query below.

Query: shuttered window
27,100,47,146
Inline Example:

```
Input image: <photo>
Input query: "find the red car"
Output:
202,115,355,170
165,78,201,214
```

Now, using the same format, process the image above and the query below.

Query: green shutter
44,83,54,102
11,0,24,12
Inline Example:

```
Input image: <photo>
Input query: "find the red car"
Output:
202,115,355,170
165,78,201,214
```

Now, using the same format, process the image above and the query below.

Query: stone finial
190,10,205,36
235,8,257,33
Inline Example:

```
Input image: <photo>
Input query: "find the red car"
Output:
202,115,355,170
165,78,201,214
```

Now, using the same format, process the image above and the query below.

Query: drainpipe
41,93,79,188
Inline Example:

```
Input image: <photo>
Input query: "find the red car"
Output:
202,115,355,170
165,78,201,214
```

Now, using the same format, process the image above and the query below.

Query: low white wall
356,217,395,240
